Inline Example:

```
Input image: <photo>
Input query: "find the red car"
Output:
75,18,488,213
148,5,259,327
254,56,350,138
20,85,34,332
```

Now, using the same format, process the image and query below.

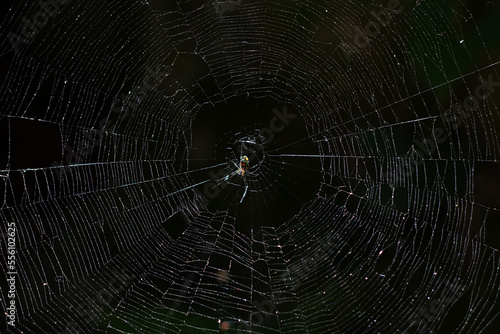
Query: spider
237,155,249,176
221,154,252,203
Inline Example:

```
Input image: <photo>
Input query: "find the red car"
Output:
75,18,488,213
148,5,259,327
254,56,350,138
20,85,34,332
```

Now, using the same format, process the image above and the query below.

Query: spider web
1,0,500,333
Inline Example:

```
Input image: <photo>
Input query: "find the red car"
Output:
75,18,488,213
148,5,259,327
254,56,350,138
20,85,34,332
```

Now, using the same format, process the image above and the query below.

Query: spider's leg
212,166,236,187
240,176,248,203
222,169,238,182
247,163,258,171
